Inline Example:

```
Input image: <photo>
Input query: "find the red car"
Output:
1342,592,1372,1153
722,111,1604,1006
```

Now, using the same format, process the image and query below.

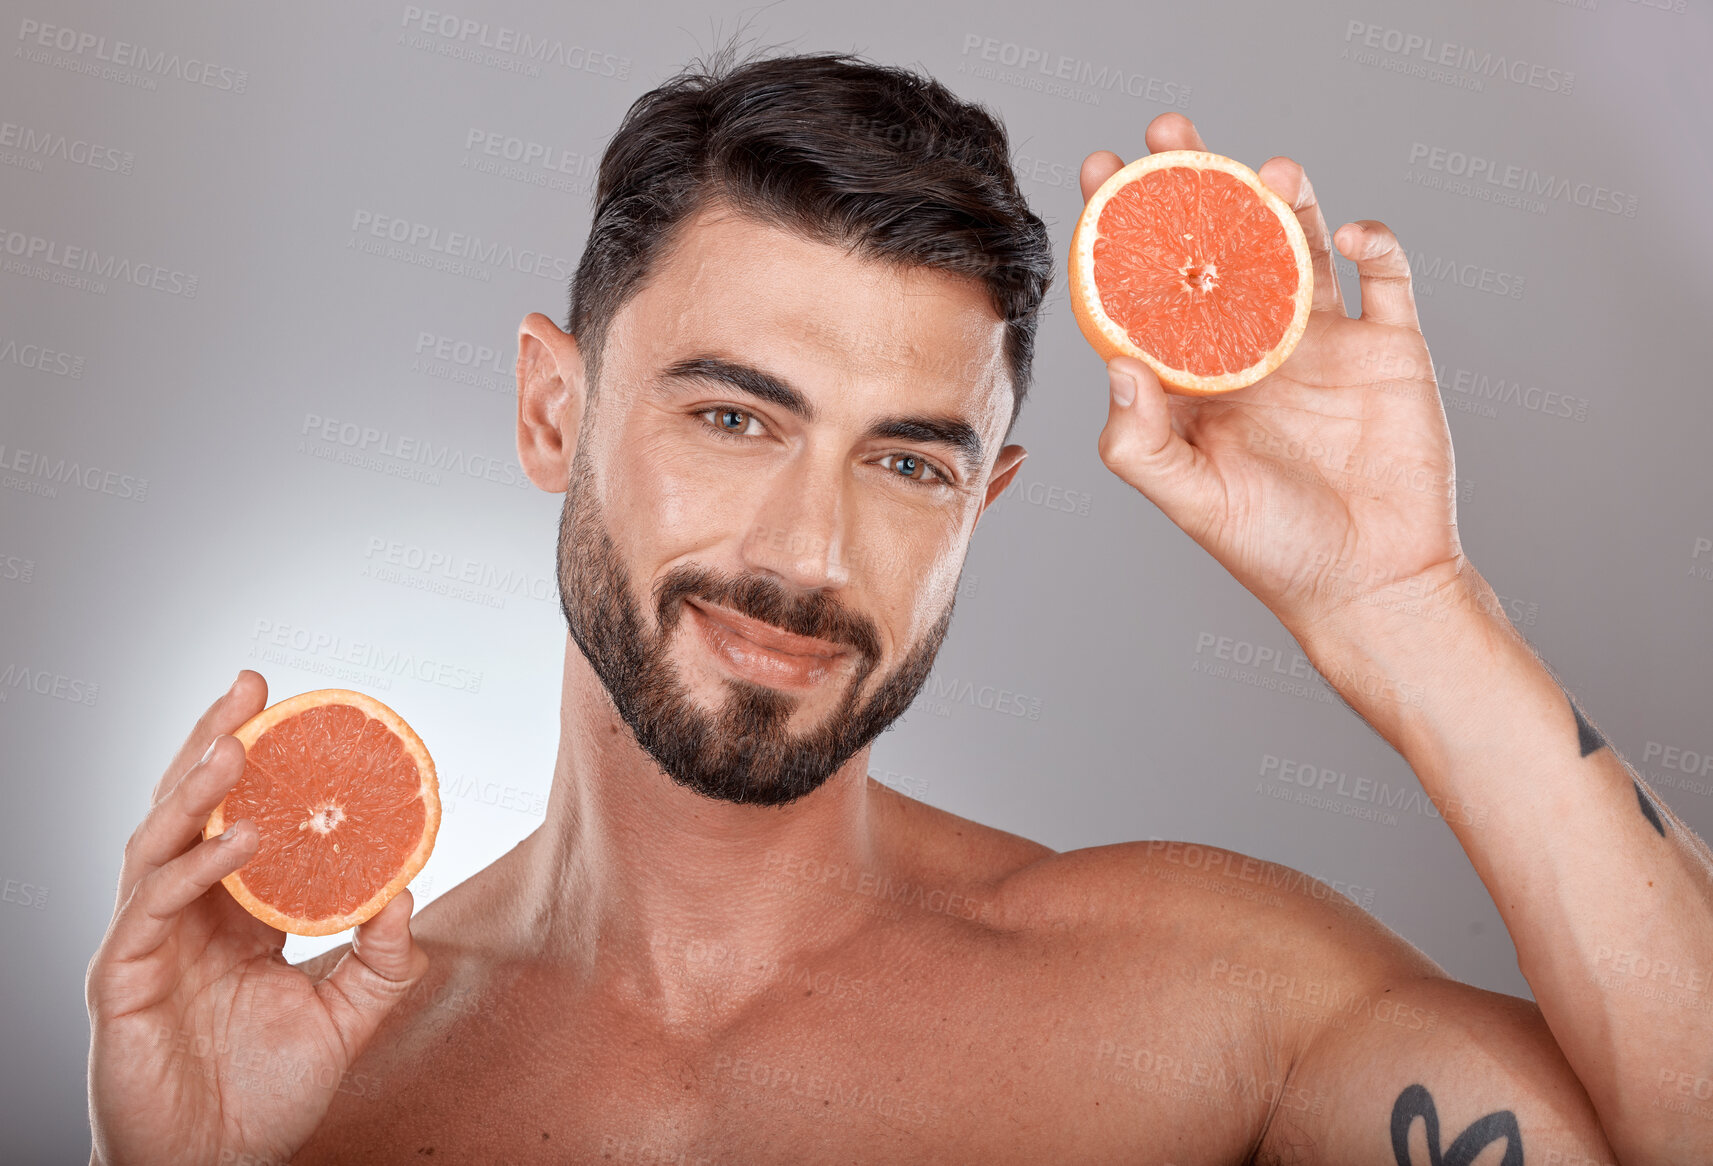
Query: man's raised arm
1080,112,1713,1163
1288,559,1713,1162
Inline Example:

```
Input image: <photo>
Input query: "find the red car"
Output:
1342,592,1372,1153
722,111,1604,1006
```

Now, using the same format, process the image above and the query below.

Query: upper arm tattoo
1390,1083,1522,1165
1567,691,1666,838
1569,694,1604,758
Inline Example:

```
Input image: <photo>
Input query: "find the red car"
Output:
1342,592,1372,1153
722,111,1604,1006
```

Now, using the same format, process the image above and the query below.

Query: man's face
554,204,1022,806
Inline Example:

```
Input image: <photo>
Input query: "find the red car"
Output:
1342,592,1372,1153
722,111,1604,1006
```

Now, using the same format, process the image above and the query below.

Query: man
86,51,1713,1164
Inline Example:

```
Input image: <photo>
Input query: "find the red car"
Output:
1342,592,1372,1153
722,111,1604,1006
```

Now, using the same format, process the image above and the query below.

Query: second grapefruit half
204,688,439,937
1069,150,1314,395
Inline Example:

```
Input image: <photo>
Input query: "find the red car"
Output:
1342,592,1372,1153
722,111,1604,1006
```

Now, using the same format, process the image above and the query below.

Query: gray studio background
3,0,1711,1157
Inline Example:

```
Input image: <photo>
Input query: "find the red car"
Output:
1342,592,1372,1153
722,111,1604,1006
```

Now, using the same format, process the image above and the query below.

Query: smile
683,598,851,690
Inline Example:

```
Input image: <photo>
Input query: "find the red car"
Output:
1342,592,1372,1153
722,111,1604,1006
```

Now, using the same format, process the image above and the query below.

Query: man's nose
740,448,854,592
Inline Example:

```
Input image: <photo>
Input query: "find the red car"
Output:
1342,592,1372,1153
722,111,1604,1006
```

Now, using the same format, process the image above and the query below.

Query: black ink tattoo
1390,1083,1522,1165
1568,693,1605,758
1566,693,1666,837
1634,781,1667,837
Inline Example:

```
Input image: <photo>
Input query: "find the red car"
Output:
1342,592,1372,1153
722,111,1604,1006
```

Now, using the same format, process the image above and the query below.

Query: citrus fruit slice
1069,149,1314,395
203,688,439,937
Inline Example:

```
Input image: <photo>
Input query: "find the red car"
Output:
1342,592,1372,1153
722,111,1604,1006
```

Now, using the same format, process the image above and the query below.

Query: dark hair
567,48,1055,445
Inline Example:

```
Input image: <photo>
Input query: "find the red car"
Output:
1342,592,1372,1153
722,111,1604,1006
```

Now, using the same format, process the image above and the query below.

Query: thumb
314,889,429,1057
1098,356,1220,535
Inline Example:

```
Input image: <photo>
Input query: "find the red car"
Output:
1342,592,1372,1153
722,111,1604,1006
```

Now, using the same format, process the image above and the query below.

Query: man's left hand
1084,113,1465,640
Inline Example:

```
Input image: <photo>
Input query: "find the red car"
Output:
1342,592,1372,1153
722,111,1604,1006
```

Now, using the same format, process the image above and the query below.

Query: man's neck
508,637,885,1019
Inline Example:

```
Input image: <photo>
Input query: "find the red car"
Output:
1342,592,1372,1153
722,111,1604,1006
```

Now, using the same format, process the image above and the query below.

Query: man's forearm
1295,558,1713,1161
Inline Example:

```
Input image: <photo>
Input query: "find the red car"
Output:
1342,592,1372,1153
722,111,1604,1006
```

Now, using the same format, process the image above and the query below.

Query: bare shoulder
870,783,1442,989
987,839,1613,1161
992,836,1439,973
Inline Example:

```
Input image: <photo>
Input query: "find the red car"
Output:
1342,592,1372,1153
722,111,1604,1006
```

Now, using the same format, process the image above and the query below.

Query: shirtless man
86,52,1713,1164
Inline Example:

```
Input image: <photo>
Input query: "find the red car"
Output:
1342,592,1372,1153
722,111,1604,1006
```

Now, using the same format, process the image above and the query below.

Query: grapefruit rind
1069,150,1314,395
203,688,440,937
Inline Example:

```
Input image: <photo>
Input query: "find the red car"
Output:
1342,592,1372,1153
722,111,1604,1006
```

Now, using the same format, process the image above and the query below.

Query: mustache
653,566,882,664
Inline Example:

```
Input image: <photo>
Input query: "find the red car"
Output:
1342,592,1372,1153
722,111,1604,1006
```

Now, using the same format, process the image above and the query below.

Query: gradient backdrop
3,0,1711,1158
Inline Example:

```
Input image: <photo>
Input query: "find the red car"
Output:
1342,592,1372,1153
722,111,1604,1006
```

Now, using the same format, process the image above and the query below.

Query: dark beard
556,446,956,806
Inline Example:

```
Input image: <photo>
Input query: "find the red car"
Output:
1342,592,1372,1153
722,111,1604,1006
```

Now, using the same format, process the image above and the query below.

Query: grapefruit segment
204,688,439,937
1069,150,1314,395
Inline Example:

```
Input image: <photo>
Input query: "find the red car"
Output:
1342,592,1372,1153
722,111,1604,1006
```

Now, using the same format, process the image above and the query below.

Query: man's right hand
85,670,429,1166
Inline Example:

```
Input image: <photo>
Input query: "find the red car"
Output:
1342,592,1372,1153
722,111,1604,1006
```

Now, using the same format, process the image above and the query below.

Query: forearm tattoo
1391,1084,1522,1165
1568,692,1665,838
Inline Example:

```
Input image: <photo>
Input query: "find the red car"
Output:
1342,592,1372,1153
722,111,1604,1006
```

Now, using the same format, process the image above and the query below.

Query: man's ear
516,312,587,492
973,444,1028,530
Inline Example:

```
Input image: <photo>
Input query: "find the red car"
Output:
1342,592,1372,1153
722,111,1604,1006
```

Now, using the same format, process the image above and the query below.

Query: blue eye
879,452,948,486
697,407,950,488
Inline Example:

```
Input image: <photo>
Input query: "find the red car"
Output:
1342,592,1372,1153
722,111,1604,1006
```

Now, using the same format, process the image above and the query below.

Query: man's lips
684,598,851,660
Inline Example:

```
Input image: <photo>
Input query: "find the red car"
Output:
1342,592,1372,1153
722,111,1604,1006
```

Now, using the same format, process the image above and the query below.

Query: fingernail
219,824,238,842
226,672,243,698
1109,368,1136,408
201,736,221,765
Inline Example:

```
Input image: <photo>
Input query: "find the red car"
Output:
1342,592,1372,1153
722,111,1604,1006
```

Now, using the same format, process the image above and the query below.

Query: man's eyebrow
658,355,987,478
858,416,984,479
660,356,814,421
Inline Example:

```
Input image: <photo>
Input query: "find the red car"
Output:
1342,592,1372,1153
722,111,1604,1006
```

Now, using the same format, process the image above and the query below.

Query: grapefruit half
1069,150,1314,395
204,688,439,937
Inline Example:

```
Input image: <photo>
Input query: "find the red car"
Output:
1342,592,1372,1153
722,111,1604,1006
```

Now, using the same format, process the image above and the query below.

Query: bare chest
295,940,1276,1165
